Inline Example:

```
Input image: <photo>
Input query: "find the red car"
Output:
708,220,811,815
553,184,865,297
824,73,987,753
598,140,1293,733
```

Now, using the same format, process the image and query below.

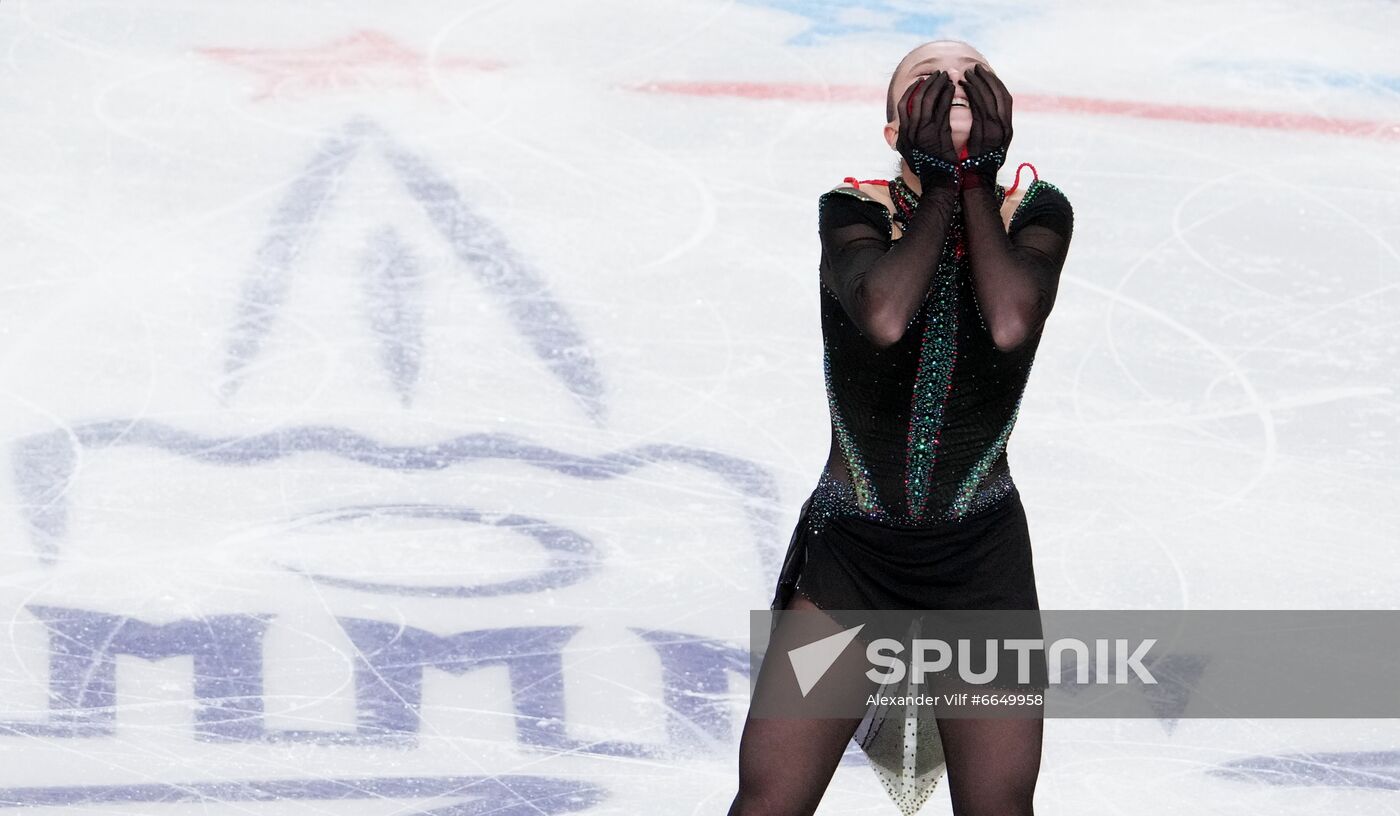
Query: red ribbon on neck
1005,162,1039,196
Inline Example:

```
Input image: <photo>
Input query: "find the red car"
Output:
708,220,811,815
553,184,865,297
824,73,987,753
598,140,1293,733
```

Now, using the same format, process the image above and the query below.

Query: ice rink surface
1,0,1398,812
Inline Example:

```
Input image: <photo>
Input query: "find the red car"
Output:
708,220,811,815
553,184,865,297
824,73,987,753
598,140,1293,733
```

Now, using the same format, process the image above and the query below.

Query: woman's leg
727,590,871,816
936,710,1043,816
934,502,1044,815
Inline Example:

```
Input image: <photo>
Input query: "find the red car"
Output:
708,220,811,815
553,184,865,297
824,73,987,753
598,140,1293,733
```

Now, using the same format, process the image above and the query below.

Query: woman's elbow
988,320,1023,352
989,313,1041,353
862,308,911,349
864,325,903,349
841,290,909,348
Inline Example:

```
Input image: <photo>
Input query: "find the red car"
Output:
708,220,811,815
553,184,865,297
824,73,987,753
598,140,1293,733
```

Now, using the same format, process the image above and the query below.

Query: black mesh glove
894,71,960,190
956,64,1013,190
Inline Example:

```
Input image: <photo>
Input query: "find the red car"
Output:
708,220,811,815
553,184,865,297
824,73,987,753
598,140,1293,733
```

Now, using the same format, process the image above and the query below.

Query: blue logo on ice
739,1,1042,47
2,113,794,810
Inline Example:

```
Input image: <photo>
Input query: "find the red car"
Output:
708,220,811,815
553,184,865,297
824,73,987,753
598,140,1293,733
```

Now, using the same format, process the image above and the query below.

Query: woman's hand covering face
959,64,1013,159
894,71,960,186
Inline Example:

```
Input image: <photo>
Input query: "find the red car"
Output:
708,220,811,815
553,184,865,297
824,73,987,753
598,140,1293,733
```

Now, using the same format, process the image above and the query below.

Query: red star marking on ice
198,29,505,101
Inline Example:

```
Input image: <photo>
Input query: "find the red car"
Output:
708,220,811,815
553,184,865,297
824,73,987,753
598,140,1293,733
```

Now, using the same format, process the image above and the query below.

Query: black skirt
771,485,1039,614
765,485,1043,816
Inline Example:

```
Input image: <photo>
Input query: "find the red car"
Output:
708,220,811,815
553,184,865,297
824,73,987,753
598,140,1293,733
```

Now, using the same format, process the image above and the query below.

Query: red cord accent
1004,162,1039,196
842,176,889,188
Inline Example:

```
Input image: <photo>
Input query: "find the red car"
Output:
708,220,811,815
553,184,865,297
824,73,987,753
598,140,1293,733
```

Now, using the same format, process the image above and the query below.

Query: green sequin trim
948,391,1024,521
818,186,893,516
819,185,896,235
902,253,961,522
823,335,884,515
1007,178,1061,232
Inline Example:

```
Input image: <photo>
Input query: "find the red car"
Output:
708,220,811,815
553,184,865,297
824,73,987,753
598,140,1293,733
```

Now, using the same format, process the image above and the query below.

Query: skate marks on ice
1,112,785,811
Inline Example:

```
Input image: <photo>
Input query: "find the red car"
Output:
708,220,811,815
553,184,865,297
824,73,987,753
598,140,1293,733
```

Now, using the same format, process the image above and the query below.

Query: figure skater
728,38,1074,816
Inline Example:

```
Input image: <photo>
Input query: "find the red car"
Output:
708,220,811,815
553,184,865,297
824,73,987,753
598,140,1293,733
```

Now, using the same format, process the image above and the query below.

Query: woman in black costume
728,39,1074,816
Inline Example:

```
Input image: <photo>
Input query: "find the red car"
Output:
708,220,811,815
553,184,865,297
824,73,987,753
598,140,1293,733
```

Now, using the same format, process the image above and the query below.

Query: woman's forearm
856,181,960,347
960,185,1050,351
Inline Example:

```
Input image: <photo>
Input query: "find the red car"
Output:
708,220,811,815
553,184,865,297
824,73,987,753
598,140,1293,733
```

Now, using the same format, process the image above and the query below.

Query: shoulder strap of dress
824,177,888,205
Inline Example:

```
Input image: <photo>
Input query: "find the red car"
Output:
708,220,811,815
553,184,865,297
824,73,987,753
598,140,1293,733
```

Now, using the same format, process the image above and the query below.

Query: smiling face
883,39,993,156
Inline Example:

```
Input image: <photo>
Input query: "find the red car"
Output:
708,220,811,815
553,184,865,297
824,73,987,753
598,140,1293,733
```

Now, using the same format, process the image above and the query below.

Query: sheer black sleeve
817,189,892,287
1009,181,1074,244
817,189,894,340
816,184,959,348
962,180,1075,351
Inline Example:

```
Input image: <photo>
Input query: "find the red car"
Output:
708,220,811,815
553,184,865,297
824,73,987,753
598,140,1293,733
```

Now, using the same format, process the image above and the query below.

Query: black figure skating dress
770,170,1074,815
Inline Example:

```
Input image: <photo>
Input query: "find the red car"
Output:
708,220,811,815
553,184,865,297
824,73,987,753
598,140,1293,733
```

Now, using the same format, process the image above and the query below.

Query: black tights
727,590,1042,816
